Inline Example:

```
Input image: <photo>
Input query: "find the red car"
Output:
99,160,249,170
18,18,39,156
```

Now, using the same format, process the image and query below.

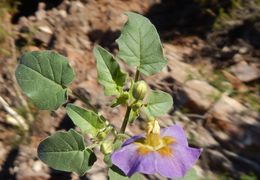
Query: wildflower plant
15,12,202,179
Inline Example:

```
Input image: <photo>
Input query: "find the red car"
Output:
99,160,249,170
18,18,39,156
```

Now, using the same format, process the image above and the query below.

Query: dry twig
0,96,28,130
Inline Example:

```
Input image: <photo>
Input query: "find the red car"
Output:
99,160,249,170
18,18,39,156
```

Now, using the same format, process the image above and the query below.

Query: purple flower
111,122,202,178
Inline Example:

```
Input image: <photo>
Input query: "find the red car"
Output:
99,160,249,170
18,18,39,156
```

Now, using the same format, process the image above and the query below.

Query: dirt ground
0,0,259,179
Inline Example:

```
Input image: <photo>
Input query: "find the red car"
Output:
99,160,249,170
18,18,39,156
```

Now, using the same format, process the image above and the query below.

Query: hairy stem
119,106,131,133
134,69,140,82
118,70,140,134
69,89,97,112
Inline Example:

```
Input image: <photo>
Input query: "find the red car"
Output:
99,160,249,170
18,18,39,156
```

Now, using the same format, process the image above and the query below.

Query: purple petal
111,142,140,176
122,135,144,147
112,125,202,178
155,145,202,178
112,141,157,176
161,124,188,146
128,152,157,176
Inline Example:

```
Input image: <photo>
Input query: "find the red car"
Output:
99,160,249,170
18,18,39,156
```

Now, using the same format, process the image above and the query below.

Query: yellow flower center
134,120,175,156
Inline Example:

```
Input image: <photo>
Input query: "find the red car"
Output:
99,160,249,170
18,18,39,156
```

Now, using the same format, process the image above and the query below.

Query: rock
28,15,37,22
32,160,43,172
222,70,248,92
38,26,52,34
34,31,52,45
205,149,234,173
211,95,257,125
0,142,10,167
230,61,260,82
239,47,249,54
167,58,201,84
188,126,219,147
33,25,53,45
207,94,258,144
233,54,244,62
18,17,30,28
35,10,46,21
68,1,84,14
163,44,202,84
38,2,46,11
164,43,193,62
15,145,50,180
58,9,67,18
183,80,220,112
222,46,231,53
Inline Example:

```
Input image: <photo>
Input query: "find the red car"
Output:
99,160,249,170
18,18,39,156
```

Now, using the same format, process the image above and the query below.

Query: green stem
69,89,97,112
119,106,131,133
134,69,140,82
118,69,140,134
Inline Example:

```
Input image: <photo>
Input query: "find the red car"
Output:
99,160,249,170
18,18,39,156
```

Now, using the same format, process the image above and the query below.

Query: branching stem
118,70,140,134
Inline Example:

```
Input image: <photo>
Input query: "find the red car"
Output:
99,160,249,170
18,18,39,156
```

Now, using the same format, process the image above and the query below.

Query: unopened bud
121,91,129,99
132,81,148,100
131,101,142,111
100,140,113,154
97,125,113,140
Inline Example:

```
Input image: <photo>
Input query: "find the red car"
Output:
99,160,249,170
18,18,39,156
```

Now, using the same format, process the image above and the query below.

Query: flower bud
97,125,113,140
132,81,148,100
100,140,113,154
121,91,129,99
131,101,143,111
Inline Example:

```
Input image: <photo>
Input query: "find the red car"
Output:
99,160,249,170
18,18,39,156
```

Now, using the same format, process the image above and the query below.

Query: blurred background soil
0,0,259,179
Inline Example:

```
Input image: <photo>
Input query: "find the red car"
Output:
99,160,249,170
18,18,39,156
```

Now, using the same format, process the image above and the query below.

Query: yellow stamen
146,119,160,134
145,133,161,147
135,120,176,157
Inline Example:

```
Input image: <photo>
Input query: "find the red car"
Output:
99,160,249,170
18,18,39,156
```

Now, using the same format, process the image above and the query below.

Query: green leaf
176,168,199,180
94,46,127,96
66,104,106,137
15,51,75,110
116,12,167,76
108,166,143,180
38,129,96,176
144,90,173,117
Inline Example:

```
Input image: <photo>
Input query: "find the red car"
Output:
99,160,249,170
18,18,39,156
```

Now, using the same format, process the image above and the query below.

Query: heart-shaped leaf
144,90,173,117
94,46,127,96
117,12,167,76
66,104,106,137
38,129,96,176
15,51,75,110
